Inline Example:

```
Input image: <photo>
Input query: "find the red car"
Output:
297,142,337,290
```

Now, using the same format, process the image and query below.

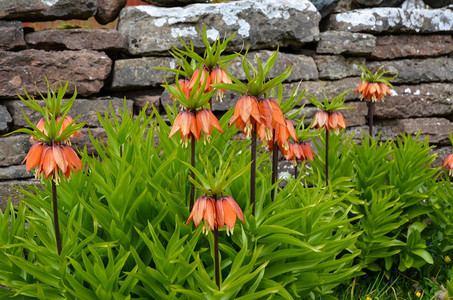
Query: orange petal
224,196,243,222
169,113,183,138
259,99,273,129
204,197,216,231
269,98,286,127
23,142,44,171
53,146,68,173
41,146,56,179
208,110,223,133
238,96,252,124
302,143,313,161
62,145,82,171
215,198,224,228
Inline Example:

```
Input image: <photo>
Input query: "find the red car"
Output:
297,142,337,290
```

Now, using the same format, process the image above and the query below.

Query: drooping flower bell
186,195,217,235
169,110,200,147
257,98,286,142
284,142,314,166
229,95,262,138
443,154,453,176
273,118,298,152
196,109,224,145
210,67,232,102
215,196,244,236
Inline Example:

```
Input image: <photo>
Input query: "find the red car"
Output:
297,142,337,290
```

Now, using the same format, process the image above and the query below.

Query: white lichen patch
414,89,420,95
206,28,220,41
42,0,58,6
134,0,316,39
404,88,412,94
171,27,197,39
335,8,453,32
390,89,398,96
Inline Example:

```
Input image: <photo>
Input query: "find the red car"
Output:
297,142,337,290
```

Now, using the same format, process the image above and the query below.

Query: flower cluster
354,64,396,102
312,111,347,134
23,115,83,182
186,195,244,236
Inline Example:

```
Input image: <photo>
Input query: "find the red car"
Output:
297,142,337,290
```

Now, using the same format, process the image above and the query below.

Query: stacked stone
1,0,453,207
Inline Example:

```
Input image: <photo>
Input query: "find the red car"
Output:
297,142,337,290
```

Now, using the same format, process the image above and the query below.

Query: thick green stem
51,180,62,255
251,124,257,216
213,194,220,289
325,128,329,187
271,132,278,202
189,135,195,211
367,101,375,138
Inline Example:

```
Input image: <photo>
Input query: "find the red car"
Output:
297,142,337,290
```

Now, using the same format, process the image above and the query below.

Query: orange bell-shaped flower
169,110,200,147
443,153,453,176
215,196,244,236
230,95,262,138
196,109,223,144
210,68,232,102
186,195,217,235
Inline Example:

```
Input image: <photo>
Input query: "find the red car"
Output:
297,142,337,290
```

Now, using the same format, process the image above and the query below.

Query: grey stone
353,118,453,145
328,8,453,33
368,57,453,84
0,49,112,98
142,0,209,6
95,0,126,25
5,97,133,129
315,55,364,80
374,83,453,119
0,21,26,50
0,135,32,167
25,29,127,52
0,180,38,211
228,51,318,82
299,77,362,103
424,0,453,8
432,146,453,169
316,31,376,55
0,0,97,22
117,0,320,55
352,0,405,7
309,0,340,18
0,165,33,180
110,56,176,90
371,35,453,59
0,105,12,133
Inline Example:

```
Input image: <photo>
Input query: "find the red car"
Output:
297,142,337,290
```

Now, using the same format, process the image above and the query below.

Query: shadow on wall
22,0,151,31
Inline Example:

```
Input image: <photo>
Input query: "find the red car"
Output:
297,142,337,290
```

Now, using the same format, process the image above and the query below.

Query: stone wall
0,0,452,207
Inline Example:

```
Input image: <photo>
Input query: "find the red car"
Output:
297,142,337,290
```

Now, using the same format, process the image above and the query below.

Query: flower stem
325,128,329,187
214,227,220,289
367,101,375,138
271,132,278,202
251,123,257,216
189,135,196,211
51,180,62,255
295,164,298,178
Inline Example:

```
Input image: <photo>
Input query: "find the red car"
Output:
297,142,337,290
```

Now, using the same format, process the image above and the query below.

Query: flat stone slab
117,0,320,55
0,135,32,167
374,83,453,119
0,0,97,22
316,31,376,55
0,21,26,50
5,97,133,129
368,56,453,84
110,56,176,90
0,49,111,98
328,8,453,33
228,51,318,83
315,55,364,80
0,104,12,133
371,34,453,59
0,165,33,181
25,29,127,52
